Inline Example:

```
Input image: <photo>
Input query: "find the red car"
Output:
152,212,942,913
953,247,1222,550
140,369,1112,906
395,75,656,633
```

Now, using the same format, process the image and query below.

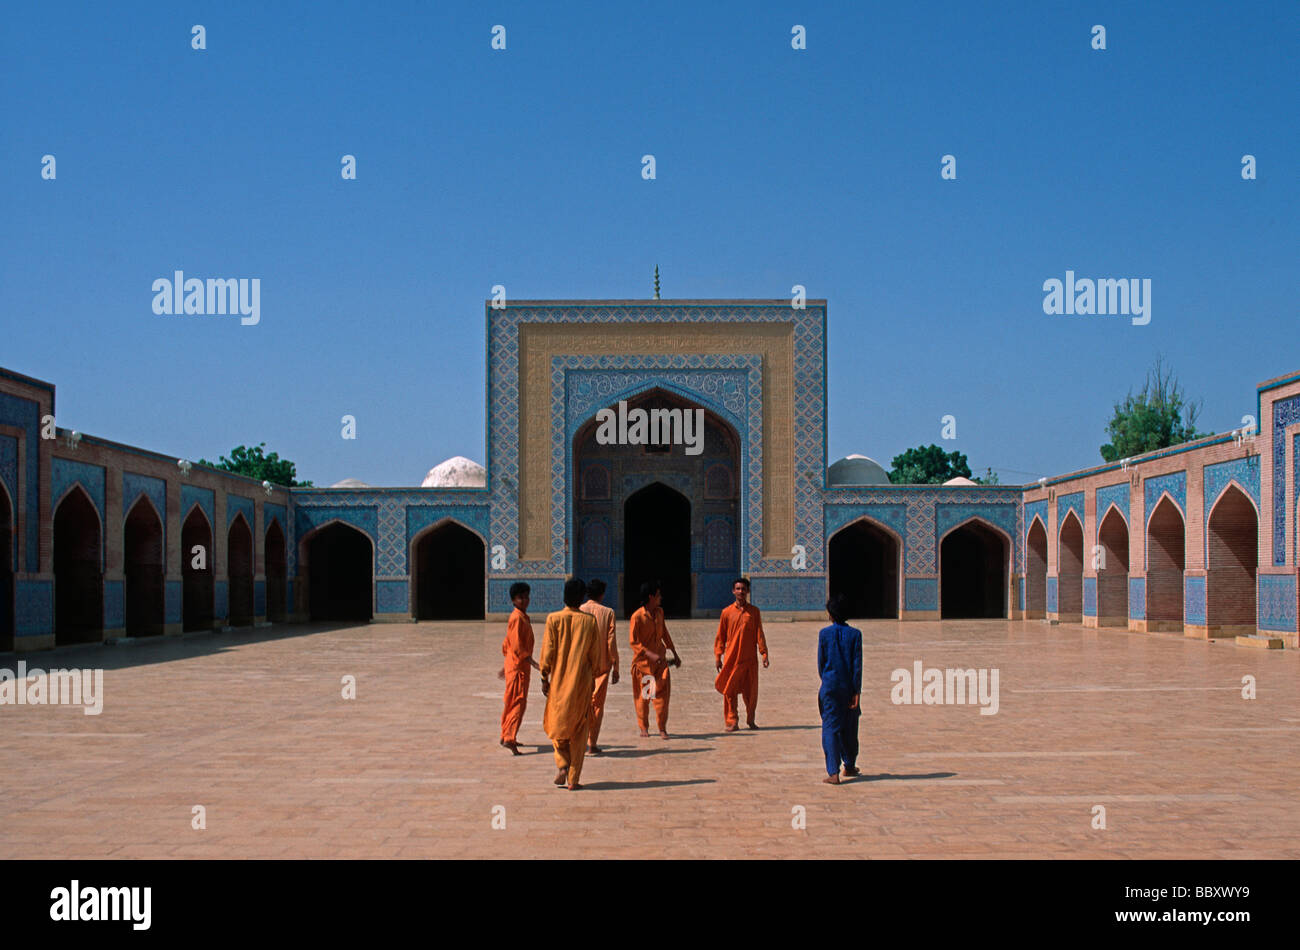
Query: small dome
943,476,977,486
828,454,890,487
330,477,370,488
422,456,486,488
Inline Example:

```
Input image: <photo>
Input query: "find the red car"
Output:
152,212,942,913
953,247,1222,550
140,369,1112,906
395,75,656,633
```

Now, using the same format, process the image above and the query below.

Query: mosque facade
1,299,1297,650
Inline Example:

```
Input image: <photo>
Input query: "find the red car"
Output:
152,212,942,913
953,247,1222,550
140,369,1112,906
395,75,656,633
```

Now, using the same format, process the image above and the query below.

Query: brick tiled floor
2,618,1297,858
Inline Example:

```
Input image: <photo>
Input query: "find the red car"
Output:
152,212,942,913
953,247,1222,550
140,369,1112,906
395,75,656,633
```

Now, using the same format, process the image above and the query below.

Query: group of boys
499,575,864,788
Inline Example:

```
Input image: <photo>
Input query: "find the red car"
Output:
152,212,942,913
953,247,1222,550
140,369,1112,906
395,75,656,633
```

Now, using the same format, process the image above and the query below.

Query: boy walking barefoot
499,582,538,755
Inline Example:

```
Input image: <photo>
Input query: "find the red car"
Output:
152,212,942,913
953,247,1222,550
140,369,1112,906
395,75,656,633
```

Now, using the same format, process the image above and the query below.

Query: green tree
888,444,972,484
1100,357,1209,462
197,443,313,487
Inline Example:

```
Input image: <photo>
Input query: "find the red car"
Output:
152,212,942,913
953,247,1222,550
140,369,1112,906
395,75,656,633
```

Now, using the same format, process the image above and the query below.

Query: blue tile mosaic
1258,574,1296,632
1184,575,1206,625
1272,394,1300,564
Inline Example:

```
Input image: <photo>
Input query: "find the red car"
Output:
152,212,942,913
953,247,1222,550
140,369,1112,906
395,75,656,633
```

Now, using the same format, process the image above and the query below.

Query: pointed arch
124,493,165,636
410,517,486,620
939,516,1011,619
54,484,103,644
827,515,902,619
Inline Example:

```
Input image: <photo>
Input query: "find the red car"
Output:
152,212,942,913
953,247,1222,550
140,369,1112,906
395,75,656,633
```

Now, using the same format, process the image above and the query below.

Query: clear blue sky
3,1,1296,487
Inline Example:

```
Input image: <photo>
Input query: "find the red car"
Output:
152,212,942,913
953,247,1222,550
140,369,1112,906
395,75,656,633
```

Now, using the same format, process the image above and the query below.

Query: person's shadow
598,745,713,759
854,771,957,782
577,778,716,790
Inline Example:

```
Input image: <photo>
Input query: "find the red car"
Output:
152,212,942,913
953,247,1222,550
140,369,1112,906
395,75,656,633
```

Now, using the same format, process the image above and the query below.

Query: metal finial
654,265,660,300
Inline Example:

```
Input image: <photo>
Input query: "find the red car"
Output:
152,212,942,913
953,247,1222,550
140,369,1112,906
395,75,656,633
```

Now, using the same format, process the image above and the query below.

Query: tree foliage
888,444,972,484
1099,357,1208,462
197,443,313,487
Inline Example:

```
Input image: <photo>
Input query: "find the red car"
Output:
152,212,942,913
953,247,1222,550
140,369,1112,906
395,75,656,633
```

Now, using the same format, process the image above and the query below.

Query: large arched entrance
305,522,373,621
265,519,287,622
828,519,900,619
182,506,214,632
54,486,103,644
1058,511,1084,623
1146,496,1185,631
1096,506,1129,627
623,483,691,619
1026,518,1047,618
227,514,255,627
0,486,14,651
124,497,164,636
940,520,1008,619
413,521,485,619
1206,485,1257,634
572,387,740,618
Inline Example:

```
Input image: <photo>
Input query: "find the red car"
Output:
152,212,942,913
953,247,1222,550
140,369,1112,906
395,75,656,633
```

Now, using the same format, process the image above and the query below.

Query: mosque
1,299,1296,651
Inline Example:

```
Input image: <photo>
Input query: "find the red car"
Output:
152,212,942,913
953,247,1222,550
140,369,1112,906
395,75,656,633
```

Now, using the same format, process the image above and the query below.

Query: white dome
944,476,977,486
828,454,890,486
422,456,486,488
330,477,370,488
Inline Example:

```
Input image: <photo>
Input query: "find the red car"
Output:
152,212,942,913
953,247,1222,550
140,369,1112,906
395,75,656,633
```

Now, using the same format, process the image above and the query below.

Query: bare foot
502,740,521,756
638,728,650,737
747,722,759,730
567,783,582,791
823,773,840,785
554,768,568,786
659,731,670,740
842,766,861,777
724,723,738,733
588,745,602,756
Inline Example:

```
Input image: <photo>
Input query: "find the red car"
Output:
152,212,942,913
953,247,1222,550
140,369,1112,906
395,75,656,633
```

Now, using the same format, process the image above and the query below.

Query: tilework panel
1018,576,1025,611
1024,500,1047,574
294,505,379,566
226,494,255,531
487,304,826,582
52,458,106,571
1203,456,1261,516
1184,575,1207,626
254,579,266,617
0,391,41,573
750,576,827,612
1272,394,1300,564
104,580,124,630
1144,471,1186,520
263,502,287,534
1095,483,1129,529
214,581,227,621
1296,435,1299,565
936,503,1017,565
905,577,938,611
1129,577,1146,620
489,577,564,614
1083,576,1097,616
406,505,491,575
1258,574,1296,632
15,579,53,637
1047,576,1058,613
1057,492,1085,531
165,580,182,624
376,581,409,615
181,485,215,528
824,504,907,545
561,357,761,573
122,472,166,520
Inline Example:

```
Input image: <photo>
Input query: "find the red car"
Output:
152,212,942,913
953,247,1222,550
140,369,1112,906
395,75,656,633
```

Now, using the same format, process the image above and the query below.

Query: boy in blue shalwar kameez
818,595,862,785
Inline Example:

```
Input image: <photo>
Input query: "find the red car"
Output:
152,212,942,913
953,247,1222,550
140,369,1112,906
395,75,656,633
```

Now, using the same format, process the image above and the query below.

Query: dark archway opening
265,519,287,622
1026,519,1047,617
1147,497,1185,629
1096,508,1129,626
54,487,103,644
623,483,691,619
308,523,372,621
182,507,214,632
124,498,164,636
0,488,14,651
414,522,485,619
940,521,1007,619
228,514,254,627
1058,512,1084,622
828,520,899,619
1207,486,1257,632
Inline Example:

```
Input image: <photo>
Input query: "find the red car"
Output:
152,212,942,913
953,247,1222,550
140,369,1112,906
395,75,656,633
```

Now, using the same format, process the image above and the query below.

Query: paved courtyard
2,617,1297,859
